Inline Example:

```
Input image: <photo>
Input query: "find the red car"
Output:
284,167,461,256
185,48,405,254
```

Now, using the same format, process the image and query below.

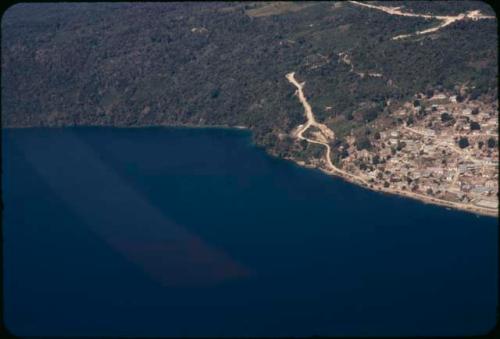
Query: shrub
458,137,469,148
441,112,453,122
487,137,497,148
362,107,380,122
470,121,480,130
356,135,372,151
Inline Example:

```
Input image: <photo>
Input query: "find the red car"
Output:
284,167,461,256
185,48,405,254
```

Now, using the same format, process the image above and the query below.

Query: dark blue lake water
2,127,498,337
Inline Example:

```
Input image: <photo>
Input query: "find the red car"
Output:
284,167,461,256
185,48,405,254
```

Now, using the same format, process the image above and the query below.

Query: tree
331,139,343,148
478,141,484,149
487,137,497,148
471,107,479,115
469,88,481,100
440,112,453,122
458,137,469,149
413,99,420,107
362,107,380,122
210,89,220,99
356,135,372,151
470,121,480,131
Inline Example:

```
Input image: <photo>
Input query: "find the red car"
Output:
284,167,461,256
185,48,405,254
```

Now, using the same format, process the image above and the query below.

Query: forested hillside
2,1,497,156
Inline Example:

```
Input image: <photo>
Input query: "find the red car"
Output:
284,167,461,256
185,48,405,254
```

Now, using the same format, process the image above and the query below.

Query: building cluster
340,91,498,211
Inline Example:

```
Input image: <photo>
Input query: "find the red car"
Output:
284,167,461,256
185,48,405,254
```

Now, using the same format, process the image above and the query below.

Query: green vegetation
2,2,497,157
356,135,372,151
441,112,453,122
458,137,470,149
470,121,481,130
487,137,497,149
245,2,317,18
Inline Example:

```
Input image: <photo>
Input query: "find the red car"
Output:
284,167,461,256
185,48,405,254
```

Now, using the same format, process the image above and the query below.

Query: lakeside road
285,72,498,218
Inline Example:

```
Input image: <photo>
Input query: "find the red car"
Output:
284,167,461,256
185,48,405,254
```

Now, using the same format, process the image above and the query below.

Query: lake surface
2,127,498,337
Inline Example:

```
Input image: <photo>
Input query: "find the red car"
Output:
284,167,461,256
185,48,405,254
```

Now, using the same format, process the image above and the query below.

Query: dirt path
286,72,335,142
349,1,495,40
286,72,371,183
338,52,383,78
285,72,497,217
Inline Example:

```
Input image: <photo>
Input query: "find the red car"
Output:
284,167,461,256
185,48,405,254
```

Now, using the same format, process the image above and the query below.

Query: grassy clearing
245,2,316,17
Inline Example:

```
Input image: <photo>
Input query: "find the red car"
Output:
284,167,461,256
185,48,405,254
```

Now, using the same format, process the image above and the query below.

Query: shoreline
3,123,497,218
1,122,250,131
283,71,497,219
287,155,498,218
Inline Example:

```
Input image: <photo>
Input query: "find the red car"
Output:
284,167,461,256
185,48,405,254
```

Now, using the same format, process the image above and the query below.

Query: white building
432,94,447,100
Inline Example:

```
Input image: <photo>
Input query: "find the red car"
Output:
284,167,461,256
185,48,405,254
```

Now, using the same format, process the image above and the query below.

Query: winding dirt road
285,72,497,217
286,72,334,142
286,72,369,183
349,1,495,40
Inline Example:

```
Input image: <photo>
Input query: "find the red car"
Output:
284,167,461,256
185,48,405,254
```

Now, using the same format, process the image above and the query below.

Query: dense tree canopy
2,2,497,156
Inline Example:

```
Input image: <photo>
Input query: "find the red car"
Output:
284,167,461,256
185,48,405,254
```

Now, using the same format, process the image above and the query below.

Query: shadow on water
2,127,498,336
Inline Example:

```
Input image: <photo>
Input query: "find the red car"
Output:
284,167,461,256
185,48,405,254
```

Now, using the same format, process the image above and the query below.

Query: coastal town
288,73,498,217
341,90,498,214
276,0,497,217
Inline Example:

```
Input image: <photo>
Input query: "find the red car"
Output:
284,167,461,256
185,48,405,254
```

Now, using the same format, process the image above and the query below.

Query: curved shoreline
2,123,250,131
285,72,498,218
4,121,497,217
